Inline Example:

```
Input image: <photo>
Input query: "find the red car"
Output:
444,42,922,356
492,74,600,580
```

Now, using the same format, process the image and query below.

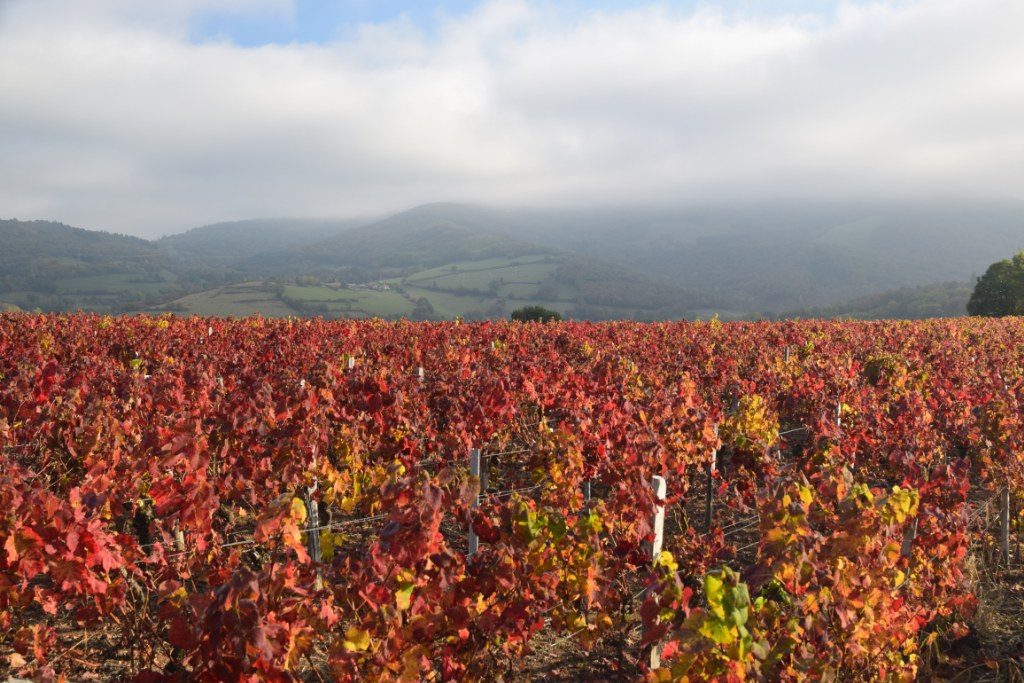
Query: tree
510,305,561,322
967,251,1024,316
411,297,435,321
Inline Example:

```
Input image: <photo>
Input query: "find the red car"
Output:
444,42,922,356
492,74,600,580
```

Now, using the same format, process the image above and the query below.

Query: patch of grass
282,285,414,317
164,283,297,317
55,272,178,295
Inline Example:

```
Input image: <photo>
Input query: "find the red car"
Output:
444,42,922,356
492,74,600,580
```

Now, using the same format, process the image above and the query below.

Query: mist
1,0,1023,236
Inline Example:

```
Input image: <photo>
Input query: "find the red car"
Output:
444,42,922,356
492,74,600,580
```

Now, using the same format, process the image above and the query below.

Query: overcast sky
1,0,1022,237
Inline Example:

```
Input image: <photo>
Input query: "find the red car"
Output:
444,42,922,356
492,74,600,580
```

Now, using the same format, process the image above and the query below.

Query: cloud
0,0,1022,236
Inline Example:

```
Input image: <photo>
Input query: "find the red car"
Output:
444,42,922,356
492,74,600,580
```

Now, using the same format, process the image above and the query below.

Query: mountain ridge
4,199,1021,318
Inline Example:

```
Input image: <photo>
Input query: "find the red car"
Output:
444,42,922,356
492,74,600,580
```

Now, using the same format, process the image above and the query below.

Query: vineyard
1,313,1023,681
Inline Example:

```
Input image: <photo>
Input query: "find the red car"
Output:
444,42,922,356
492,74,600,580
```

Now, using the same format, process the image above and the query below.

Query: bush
510,305,561,322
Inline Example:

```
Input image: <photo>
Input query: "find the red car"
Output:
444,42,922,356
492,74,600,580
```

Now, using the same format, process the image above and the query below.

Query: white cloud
0,0,1022,235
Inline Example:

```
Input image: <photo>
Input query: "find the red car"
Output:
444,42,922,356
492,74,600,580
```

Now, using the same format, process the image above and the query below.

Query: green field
55,271,179,295
163,283,297,317
157,247,674,320
281,285,414,317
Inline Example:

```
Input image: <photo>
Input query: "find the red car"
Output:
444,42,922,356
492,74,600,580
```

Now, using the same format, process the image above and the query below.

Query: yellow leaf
399,646,427,682
798,485,814,506
321,530,344,560
169,586,188,607
396,584,414,610
656,550,678,573
290,497,308,526
343,627,371,652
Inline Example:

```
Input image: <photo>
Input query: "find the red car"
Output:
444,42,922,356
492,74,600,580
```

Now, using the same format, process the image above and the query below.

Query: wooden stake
1000,487,1011,565
705,449,717,531
901,518,918,558
305,485,323,589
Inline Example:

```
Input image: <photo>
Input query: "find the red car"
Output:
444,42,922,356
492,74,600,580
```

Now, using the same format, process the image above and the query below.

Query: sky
0,0,1022,237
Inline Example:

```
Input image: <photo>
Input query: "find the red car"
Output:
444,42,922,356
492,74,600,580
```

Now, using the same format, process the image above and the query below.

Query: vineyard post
305,482,323,589
784,346,790,362
646,475,667,671
1000,487,1011,565
901,518,918,558
704,446,717,531
348,356,356,370
582,480,591,503
468,448,482,558
480,453,490,497
417,366,425,382
173,523,185,553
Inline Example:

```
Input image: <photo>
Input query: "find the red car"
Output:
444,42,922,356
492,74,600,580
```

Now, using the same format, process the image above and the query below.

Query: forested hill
3,199,1022,319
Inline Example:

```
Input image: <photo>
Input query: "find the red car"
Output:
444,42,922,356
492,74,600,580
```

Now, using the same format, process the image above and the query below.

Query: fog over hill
3,198,1024,318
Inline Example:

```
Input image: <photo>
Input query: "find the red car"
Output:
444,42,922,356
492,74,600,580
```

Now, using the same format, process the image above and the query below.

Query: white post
1001,487,1011,565
417,366,425,382
347,356,356,371
647,475,667,671
582,480,591,503
647,476,666,563
468,448,482,558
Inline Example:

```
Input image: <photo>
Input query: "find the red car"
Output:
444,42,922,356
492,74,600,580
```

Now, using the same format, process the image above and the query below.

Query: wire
485,484,545,500
483,447,533,459
734,540,760,555
142,511,392,557
719,515,759,533
722,519,760,538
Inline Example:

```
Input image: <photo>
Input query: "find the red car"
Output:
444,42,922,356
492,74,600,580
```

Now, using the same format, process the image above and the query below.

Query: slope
157,217,370,264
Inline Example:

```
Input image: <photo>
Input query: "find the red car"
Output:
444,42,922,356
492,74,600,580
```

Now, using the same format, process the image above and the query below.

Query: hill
774,281,973,320
157,217,369,264
437,200,1024,311
190,205,719,320
162,250,717,321
0,219,227,312
241,205,551,276
6,199,1023,319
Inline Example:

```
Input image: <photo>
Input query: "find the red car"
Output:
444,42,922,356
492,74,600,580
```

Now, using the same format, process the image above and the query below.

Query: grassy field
157,245,672,320
282,285,414,317
163,283,296,317
54,271,179,295
408,263,557,297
